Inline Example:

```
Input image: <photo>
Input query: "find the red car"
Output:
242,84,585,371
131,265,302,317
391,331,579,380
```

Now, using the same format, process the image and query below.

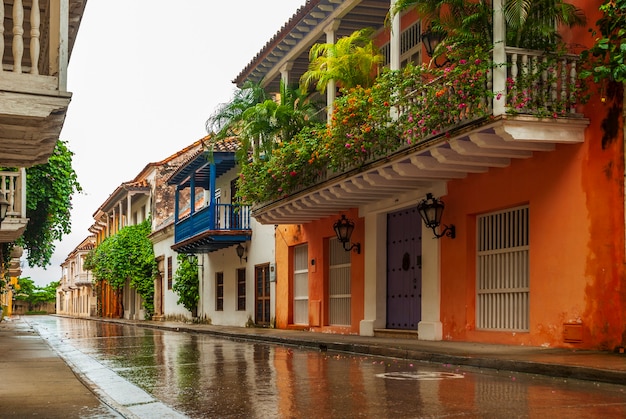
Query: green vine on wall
85,219,157,316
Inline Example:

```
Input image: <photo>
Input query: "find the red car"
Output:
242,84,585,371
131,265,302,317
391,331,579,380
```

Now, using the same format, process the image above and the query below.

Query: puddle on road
376,371,465,380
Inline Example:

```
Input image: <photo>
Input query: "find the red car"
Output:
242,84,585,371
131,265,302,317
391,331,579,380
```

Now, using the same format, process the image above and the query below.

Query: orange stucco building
237,0,625,350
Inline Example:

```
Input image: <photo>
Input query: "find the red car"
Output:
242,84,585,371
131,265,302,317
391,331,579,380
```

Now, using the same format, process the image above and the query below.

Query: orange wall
441,91,625,349
275,209,364,334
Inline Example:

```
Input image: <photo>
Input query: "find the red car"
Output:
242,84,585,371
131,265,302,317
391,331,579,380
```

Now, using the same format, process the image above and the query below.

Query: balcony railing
74,272,92,286
1,0,68,90
504,47,580,116
1,169,26,219
175,203,252,244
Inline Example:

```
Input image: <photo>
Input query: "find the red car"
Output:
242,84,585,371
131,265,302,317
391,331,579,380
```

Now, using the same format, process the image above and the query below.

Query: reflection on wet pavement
29,317,626,418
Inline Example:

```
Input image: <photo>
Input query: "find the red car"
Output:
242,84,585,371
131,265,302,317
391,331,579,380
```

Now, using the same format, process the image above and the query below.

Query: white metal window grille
293,244,309,325
380,21,422,67
477,206,529,331
329,238,351,326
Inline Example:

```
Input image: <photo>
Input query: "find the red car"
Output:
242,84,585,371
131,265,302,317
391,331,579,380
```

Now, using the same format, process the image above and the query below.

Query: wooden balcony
251,46,589,224
172,203,252,254
0,169,28,242
0,0,87,168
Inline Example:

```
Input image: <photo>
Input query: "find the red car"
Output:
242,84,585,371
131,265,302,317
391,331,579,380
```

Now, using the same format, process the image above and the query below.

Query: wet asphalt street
26,316,626,418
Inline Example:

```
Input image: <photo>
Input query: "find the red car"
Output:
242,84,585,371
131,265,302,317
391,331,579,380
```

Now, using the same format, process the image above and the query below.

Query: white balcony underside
0,218,28,242
252,116,589,225
0,91,70,167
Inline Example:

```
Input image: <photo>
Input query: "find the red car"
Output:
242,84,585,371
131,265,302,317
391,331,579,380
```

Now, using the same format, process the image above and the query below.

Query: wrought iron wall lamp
417,193,456,239
236,243,248,263
421,24,449,68
333,214,361,254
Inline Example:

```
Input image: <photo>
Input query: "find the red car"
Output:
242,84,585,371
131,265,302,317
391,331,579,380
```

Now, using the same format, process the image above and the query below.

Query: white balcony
0,0,87,168
0,169,28,242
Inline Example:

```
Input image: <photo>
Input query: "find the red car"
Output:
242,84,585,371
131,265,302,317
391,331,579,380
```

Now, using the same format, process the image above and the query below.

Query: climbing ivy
85,219,157,316
17,140,82,267
172,253,199,315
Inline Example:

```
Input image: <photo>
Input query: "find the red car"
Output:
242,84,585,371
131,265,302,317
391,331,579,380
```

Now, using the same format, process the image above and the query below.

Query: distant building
57,236,96,317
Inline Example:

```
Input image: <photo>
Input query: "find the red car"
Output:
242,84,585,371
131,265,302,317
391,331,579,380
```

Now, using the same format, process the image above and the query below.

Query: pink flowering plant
505,49,589,118
382,46,495,146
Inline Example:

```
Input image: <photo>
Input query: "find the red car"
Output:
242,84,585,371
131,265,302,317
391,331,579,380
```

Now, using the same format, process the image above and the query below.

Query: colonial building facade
57,236,96,317
232,0,623,350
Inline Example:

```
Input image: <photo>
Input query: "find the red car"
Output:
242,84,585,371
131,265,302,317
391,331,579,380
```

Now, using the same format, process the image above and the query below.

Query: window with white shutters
293,244,309,325
329,238,351,326
477,206,529,331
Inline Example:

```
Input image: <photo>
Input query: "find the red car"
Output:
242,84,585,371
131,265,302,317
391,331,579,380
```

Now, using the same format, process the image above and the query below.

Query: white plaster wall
198,167,276,327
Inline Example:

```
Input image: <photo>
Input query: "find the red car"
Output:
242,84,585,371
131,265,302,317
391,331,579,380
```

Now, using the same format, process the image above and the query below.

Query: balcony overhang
0,218,28,243
252,115,589,224
171,230,251,254
0,89,72,167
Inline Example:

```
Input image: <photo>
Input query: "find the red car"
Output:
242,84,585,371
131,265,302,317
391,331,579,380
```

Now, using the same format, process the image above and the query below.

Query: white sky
23,0,305,286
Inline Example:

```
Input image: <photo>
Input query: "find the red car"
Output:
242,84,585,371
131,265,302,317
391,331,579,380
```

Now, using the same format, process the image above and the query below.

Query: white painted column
325,20,341,121
360,212,387,336
417,231,443,340
126,194,132,225
280,62,293,88
389,0,401,121
417,183,447,341
492,0,506,116
389,0,401,71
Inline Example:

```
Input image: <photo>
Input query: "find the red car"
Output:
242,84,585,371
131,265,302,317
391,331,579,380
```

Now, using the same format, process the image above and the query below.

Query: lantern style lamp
333,215,361,254
236,243,248,263
417,193,456,239
421,24,448,67
0,193,9,225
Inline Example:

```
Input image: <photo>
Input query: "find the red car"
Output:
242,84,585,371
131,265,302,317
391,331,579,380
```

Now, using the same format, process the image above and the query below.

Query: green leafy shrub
172,253,199,315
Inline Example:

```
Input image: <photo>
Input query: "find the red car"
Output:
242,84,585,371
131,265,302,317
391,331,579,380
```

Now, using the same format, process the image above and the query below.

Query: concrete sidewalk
95,316,626,386
0,316,122,418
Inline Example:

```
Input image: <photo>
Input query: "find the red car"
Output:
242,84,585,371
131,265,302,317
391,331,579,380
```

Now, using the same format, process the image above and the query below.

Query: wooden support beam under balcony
252,115,589,225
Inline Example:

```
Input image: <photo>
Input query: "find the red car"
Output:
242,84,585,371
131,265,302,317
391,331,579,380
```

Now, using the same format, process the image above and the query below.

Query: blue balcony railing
175,203,251,244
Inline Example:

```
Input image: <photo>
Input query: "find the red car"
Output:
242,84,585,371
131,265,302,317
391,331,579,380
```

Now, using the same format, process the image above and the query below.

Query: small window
237,268,246,311
216,272,224,311
167,256,173,290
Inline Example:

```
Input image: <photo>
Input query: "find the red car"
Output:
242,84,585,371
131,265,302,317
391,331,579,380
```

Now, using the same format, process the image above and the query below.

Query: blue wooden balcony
173,203,251,254
168,148,251,254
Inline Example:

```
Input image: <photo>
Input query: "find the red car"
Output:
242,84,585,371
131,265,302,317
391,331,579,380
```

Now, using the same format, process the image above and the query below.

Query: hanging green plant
85,219,157,316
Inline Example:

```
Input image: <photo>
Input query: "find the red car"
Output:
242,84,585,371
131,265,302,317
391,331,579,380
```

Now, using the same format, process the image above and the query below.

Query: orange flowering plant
322,85,399,171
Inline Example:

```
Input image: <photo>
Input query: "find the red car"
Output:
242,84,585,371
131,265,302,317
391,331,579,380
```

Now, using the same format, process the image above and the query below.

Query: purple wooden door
386,208,422,330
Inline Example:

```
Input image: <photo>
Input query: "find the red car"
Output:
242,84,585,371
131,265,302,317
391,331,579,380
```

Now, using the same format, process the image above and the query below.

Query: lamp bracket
430,224,455,239
342,241,361,254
